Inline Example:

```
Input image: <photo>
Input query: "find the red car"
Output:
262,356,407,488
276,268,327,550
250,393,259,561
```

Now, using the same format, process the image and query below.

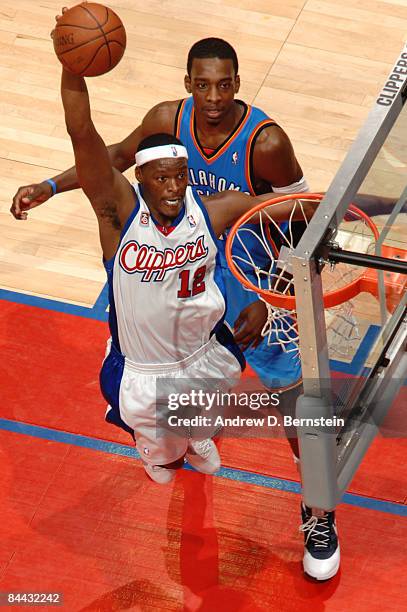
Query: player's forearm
56,70,129,193
352,193,406,216
61,69,91,140
253,193,316,223
59,67,115,208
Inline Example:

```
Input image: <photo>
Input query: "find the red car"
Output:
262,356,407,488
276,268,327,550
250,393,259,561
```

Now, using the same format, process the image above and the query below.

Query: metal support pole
327,248,407,274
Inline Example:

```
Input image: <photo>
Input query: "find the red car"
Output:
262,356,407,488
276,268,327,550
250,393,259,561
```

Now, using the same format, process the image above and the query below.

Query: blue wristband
45,179,57,195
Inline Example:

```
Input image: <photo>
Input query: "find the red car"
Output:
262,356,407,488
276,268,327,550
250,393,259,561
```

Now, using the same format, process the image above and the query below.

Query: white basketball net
229,197,376,362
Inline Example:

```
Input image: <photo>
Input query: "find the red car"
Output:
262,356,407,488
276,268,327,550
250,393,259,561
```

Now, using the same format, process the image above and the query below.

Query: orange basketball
53,3,126,77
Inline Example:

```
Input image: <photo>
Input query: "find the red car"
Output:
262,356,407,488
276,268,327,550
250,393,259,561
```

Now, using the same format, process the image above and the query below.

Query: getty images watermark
155,381,346,439
167,389,282,428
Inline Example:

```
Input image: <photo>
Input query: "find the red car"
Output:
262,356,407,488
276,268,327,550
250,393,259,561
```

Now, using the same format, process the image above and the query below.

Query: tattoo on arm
99,201,121,230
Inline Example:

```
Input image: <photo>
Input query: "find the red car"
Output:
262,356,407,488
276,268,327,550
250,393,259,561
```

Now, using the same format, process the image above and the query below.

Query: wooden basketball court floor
1,1,407,610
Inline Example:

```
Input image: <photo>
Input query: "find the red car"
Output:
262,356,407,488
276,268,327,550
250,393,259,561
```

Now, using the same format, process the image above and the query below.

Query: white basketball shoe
186,438,221,474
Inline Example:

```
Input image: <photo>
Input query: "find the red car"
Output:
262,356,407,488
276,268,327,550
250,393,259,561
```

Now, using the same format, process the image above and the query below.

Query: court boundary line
1,417,406,517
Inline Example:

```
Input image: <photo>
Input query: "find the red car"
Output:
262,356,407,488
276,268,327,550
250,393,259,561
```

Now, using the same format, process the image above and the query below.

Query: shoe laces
300,514,331,549
189,438,212,458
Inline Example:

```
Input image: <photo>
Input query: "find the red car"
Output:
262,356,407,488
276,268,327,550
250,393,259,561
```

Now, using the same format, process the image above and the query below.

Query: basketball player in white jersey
59,64,311,474
57,63,343,582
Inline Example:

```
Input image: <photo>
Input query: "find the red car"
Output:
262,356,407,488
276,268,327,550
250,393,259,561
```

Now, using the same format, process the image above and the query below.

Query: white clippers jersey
104,184,227,364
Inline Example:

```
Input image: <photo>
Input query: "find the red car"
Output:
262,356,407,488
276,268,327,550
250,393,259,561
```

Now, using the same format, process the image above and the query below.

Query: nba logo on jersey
171,146,178,157
232,151,239,165
140,212,150,226
187,214,196,228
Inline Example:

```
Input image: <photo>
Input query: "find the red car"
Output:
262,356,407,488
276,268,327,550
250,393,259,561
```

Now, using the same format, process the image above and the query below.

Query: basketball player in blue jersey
54,55,341,581
175,42,307,389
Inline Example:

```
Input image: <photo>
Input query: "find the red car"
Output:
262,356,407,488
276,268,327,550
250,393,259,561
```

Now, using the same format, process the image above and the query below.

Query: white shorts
100,327,244,465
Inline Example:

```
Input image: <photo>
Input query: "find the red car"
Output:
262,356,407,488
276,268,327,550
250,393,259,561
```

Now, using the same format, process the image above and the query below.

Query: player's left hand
233,300,267,350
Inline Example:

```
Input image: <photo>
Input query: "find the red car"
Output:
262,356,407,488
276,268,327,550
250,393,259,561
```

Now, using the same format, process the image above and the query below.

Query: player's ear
235,74,240,93
184,74,192,94
135,166,143,183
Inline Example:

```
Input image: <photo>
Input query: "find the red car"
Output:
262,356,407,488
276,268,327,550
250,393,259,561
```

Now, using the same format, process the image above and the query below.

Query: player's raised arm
60,68,134,259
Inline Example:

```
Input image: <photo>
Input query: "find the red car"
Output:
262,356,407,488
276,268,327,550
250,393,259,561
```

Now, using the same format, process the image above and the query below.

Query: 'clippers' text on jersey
119,235,208,281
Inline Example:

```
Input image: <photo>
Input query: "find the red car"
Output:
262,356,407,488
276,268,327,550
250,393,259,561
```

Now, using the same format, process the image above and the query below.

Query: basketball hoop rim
225,193,380,311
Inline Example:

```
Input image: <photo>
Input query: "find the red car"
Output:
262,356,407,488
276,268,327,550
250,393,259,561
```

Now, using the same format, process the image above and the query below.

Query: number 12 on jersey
177,266,206,298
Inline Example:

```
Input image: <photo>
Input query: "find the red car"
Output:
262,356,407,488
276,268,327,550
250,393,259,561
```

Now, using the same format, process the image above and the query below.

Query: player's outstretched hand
233,300,268,350
10,182,54,220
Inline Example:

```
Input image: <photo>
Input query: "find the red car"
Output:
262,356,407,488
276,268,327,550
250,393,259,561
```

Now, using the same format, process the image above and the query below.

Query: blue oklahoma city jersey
176,97,273,197
175,97,301,388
